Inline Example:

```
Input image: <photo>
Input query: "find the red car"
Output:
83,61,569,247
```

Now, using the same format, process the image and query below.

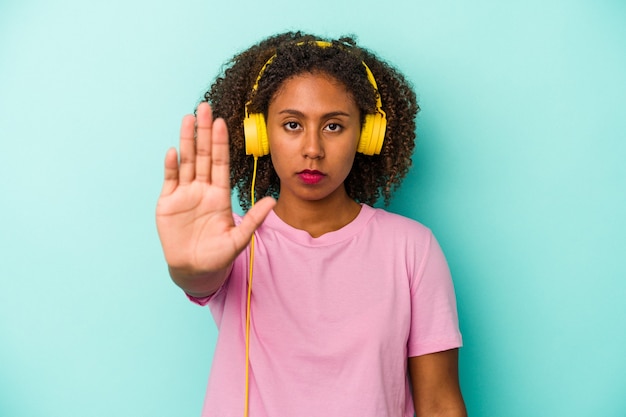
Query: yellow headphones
243,41,387,157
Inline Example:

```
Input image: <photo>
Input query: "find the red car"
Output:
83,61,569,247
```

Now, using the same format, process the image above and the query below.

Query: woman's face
266,72,361,206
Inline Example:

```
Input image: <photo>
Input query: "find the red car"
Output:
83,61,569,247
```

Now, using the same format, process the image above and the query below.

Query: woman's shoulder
365,205,432,236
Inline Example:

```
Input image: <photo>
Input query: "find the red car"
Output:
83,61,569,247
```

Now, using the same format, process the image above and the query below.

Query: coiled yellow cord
244,156,259,417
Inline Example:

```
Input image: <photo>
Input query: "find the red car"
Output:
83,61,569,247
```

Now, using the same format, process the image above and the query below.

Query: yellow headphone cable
244,156,258,417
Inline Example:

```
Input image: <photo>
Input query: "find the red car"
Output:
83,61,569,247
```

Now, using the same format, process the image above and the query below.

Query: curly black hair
202,31,419,210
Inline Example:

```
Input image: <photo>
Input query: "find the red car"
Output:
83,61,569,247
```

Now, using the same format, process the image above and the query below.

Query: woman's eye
284,121,300,131
325,123,342,132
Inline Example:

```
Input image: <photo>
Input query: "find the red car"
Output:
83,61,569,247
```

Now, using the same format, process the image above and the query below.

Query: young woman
156,32,466,417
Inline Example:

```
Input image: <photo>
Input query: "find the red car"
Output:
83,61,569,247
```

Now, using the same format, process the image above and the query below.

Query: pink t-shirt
189,205,462,417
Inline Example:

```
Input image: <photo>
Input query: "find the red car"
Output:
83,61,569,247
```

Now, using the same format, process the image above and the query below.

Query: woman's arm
408,348,467,417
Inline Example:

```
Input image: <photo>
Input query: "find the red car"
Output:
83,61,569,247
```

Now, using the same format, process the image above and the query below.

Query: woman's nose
302,129,324,159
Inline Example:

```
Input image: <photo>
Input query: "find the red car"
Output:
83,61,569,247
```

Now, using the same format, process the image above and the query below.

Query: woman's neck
273,194,362,238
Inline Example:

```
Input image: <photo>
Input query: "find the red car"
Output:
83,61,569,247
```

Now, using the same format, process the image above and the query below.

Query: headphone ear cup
357,112,387,156
244,112,270,157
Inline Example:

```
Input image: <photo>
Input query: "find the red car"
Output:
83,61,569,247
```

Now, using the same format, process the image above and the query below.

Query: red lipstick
298,169,325,185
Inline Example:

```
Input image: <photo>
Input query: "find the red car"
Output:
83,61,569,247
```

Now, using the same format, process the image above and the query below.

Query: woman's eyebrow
278,109,352,118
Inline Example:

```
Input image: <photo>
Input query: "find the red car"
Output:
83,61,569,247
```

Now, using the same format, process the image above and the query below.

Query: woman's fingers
178,114,197,185
160,147,180,197
231,196,277,248
195,102,213,183
165,102,229,192
210,117,231,190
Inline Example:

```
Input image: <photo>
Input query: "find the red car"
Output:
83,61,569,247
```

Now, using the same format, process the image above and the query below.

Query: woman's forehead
269,72,357,112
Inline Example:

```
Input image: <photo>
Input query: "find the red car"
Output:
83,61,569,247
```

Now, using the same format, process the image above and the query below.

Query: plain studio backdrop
1,0,625,416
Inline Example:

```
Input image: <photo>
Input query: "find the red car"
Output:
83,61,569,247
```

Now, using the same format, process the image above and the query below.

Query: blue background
1,0,625,416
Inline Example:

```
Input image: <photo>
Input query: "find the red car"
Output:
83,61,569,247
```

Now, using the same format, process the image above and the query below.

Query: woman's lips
297,169,326,185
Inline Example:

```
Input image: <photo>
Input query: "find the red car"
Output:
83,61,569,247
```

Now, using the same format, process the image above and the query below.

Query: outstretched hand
156,102,275,278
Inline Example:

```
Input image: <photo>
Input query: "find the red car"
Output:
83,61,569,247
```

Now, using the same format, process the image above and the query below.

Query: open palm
156,102,275,277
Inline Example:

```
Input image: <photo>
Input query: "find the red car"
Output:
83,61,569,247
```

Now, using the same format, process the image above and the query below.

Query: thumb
230,197,277,248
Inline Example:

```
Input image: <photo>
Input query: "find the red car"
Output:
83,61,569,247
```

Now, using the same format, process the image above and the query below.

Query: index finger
210,117,231,190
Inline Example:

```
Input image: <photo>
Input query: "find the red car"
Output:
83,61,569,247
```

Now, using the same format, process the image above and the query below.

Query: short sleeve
407,232,462,357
